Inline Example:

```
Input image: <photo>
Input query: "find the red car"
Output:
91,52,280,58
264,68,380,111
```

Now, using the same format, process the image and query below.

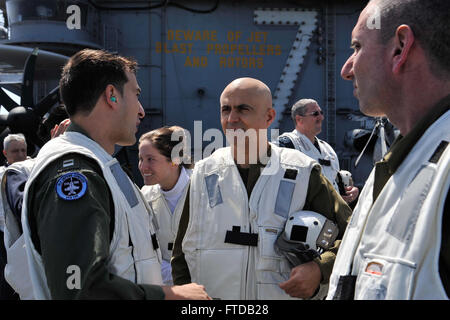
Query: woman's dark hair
139,126,193,169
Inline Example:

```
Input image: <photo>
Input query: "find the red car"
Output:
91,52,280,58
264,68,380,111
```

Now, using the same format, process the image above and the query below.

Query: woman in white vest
139,126,192,285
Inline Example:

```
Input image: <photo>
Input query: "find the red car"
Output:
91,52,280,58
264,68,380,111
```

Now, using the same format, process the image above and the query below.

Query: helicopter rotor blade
34,86,60,118
21,48,39,107
0,87,19,111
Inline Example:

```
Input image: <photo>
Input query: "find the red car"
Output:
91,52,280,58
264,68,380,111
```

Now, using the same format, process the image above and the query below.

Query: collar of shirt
66,121,95,141
159,166,190,213
294,129,322,154
373,94,450,202
236,145,271,198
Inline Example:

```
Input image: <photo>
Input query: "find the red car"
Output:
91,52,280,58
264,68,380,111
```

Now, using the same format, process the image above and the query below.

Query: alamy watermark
366,4,381,30
66,265,81,290
66,5,81,30
169,121,281,175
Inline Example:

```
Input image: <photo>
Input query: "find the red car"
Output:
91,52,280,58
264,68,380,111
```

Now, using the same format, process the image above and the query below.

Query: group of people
0,0,449,300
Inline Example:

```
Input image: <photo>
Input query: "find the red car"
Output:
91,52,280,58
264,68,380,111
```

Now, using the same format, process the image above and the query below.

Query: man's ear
266,108,276,126
392,24,415,75
104,84,119,109
2,149,6,157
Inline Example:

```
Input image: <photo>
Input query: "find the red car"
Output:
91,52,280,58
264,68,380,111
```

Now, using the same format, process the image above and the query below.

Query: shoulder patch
55,172,88,201
278,135,295,149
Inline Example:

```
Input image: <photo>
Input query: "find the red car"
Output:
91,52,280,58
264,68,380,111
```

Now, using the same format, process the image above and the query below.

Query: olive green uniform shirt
26,123,165,299
171,150,352,288
372,95,450,296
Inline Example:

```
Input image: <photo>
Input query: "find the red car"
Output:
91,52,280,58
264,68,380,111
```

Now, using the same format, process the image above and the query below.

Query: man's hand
341,185,359,204
51,119,71,139
162,283,212,300
279,261,322,299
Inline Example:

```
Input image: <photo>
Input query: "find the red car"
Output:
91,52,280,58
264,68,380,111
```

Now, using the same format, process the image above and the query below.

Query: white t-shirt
159,166,190,213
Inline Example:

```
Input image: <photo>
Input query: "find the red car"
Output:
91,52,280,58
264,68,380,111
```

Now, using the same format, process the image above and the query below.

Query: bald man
171,78,351,300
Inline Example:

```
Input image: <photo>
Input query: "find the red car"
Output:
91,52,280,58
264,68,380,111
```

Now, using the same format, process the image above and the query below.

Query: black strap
151,233,159,250
318,158,331,166
224,226,258,246
283,168,298,180
336,171,346,196
333,275,357,300
168,242,173,251
429,141,448,164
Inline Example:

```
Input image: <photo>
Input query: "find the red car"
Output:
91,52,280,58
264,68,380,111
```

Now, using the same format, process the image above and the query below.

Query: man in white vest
0,133,28,299
327,0,450,300
276,99,359,204
172,77,352,300
21,49,210,300
2,134,27,167
1,111,70,300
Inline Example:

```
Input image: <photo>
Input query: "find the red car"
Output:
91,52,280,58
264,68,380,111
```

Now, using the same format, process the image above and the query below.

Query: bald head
219,77,275,165
221,77,272,112
220,77,275,132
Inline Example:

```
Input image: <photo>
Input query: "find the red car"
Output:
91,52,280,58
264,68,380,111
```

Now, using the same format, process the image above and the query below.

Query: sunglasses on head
302,110,324,117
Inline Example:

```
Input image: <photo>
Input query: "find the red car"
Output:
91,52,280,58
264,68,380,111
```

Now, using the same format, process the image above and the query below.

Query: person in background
276,99,359,205
2,134,27,167
0,103,70,300
139,126,193,285
0,133,28,299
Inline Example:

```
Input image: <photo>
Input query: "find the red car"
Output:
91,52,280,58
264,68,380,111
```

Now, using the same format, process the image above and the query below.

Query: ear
295,114,302,126
2,149,6,157
266,108,276,126
104,84,119,109
392,25,415,75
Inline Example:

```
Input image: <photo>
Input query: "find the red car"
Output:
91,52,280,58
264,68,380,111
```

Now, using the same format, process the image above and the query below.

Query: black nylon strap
151,233,159,250
284,169,298,180
333,275,357,300
224,226,258,246
429,140,448,164
319,159,331,166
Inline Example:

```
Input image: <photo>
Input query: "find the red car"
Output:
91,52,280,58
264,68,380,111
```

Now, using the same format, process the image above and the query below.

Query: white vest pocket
4,235,35,300
196,248,244,300
136,256,164,285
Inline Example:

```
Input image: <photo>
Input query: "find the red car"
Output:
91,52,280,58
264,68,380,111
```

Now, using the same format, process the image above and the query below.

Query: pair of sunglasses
302,110,324,117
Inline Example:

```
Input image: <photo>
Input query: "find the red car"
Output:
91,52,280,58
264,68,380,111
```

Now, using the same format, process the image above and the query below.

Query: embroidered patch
56,172,88,201
62,159,75,168
278,136,295,149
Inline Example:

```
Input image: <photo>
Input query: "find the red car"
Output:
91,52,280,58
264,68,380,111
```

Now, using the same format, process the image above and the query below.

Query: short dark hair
139,126,193,169
374,0,450,80
59,49,138,116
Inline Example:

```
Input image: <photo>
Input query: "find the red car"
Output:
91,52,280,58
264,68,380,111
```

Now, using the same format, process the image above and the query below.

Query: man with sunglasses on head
276,99,359,205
